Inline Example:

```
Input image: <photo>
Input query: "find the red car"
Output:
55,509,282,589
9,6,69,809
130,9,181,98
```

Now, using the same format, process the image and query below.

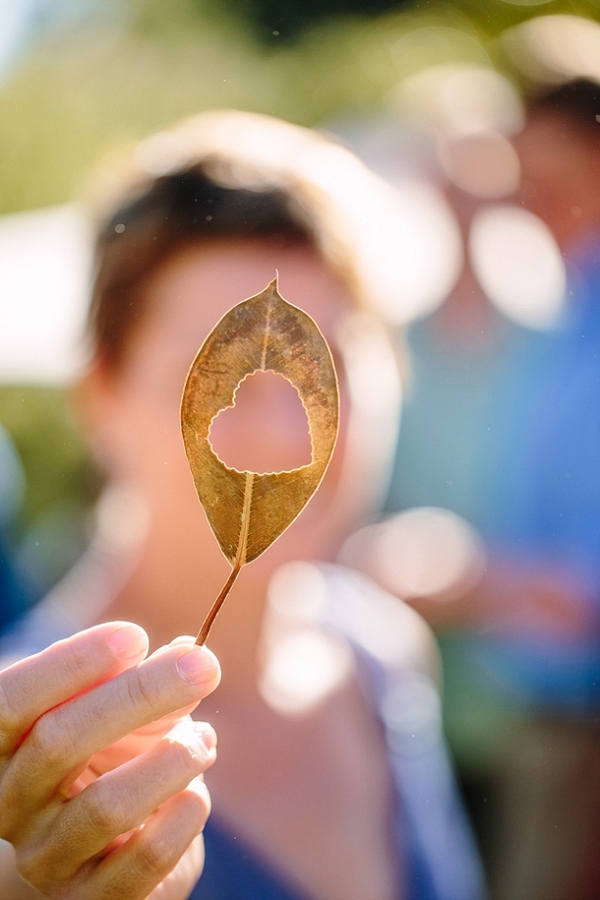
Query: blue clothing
0,537,28,635
467,237,600,713
197,818,308,900
0,425,29,635
384,312,553,542
490,238,600,566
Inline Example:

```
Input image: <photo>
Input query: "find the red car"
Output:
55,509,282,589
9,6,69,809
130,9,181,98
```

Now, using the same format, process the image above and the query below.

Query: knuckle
79,783,130,838
15,844,54,892
28,712,77,769
176,781,211,832
0,676,24,745
137,833,180,877
14,834,83,898
59,640,93,684
169,739,207,778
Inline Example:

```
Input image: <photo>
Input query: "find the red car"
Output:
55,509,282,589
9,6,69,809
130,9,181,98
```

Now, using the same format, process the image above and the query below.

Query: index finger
0,623,149,758
6,641,220,821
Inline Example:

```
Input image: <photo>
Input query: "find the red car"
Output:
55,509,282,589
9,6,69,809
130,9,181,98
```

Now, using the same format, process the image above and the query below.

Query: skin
0,624,220,900
0,240,423,900
513,109,600,251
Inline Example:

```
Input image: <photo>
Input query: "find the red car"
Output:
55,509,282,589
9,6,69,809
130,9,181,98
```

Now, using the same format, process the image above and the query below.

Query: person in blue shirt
352,78,600,900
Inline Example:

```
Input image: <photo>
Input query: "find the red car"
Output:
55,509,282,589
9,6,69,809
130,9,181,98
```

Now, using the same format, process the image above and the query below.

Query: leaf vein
260,296,273,371
235,471,254,567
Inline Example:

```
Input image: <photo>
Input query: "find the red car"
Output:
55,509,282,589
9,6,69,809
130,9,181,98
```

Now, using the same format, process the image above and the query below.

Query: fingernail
176,646,219,685
108,625,148,660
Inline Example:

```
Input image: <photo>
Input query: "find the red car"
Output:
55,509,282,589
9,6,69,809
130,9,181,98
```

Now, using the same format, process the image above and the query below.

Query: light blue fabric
384,312,553,537
466,238,600,711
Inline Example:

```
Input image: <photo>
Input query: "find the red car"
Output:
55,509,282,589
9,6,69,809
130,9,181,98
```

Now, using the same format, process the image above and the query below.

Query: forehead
132,240,349,365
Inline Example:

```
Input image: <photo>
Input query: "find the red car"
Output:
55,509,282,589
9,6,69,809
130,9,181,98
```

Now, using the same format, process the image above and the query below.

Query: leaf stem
196,565,242,645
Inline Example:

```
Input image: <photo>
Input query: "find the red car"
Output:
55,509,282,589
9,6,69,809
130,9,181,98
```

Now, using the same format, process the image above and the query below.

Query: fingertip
107,623,150,661
175,644,221,689
157,637,221,689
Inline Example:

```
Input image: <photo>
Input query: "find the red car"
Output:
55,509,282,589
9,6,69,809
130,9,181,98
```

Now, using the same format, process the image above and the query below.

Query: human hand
0,622,221,899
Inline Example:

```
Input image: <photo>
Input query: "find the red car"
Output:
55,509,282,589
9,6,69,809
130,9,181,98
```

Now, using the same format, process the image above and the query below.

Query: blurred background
3,1,600,897
3,0,598,607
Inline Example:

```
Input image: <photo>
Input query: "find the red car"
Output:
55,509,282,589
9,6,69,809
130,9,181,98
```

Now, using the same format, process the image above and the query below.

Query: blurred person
0,111,485,900
346,78,600,900
341,116,558,888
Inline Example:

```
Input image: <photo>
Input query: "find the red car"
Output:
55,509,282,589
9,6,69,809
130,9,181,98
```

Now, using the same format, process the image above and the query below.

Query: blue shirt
469,237,600,712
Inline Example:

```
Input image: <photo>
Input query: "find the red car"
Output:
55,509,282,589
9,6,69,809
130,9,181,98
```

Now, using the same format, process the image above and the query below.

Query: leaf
181,276,339,643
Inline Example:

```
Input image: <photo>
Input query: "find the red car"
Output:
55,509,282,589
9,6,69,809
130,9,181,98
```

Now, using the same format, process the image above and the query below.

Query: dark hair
85,109,413,367
528,78,600,136
89,164,316,371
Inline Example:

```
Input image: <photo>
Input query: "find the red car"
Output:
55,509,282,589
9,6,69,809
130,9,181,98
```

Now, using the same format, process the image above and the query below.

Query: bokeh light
502,14,600,86
259,561,353,715
392,64,524,139
340,507,486,601
438,130,521,199
0,205,91,382
468,204,566,329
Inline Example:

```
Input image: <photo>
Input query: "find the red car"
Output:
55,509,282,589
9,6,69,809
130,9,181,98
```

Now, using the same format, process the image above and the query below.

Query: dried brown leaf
181,276,339,643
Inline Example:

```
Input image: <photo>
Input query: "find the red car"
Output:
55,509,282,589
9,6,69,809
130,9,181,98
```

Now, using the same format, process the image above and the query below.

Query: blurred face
513,110,600,249
87,239,377,587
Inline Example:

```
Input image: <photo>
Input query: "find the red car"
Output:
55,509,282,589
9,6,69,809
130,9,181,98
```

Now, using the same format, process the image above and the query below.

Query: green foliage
214,0,411,44
0,0,597,296
0,387,99,534
0,0,595,216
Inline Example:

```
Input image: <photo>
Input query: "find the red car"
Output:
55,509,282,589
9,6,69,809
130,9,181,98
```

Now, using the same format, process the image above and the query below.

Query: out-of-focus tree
215,0,600,43
0,0,598,216
214,0,412,43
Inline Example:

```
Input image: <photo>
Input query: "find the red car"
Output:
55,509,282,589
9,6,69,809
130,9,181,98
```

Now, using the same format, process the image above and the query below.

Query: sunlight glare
469,204,566,329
